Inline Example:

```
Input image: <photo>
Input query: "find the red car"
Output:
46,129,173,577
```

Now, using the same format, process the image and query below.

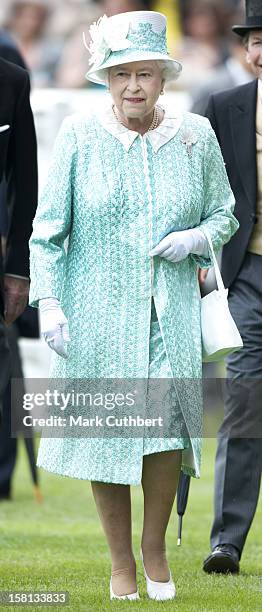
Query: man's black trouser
0,313,11,417
210,252,262,557
0,324,21,497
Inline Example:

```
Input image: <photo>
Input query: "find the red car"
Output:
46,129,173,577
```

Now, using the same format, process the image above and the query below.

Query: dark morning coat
0,57,38,315
205,79,258,288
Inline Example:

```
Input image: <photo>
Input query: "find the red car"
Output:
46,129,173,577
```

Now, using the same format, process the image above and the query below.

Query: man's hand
198,268,209,285
4,275,29,325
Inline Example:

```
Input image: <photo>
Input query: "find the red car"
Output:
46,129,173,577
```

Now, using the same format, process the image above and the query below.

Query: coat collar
229,78,258,211
96,103,184,153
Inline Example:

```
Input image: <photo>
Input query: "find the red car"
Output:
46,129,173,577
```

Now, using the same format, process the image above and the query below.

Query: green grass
0,439,261,611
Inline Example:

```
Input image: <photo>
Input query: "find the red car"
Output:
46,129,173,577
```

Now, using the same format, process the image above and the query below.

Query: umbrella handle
177,516,182,546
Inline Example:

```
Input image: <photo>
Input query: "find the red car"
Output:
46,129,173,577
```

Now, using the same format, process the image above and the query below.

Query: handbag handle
200,227,226,293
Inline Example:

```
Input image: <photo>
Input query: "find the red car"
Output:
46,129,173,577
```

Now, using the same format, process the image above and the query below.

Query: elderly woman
29,11,238,602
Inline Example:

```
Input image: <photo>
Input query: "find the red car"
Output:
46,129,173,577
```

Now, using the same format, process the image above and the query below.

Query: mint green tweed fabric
29,109,239,484
94,22,168,69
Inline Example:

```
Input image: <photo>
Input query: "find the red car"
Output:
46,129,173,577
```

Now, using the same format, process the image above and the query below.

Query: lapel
230,79,258,211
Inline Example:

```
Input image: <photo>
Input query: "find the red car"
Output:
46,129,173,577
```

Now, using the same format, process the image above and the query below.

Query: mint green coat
29,106,239,484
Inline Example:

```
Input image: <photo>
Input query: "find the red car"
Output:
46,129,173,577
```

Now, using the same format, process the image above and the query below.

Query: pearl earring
160,89,164,95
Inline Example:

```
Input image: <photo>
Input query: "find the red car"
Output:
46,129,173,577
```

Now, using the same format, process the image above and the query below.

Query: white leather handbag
201,229,243,363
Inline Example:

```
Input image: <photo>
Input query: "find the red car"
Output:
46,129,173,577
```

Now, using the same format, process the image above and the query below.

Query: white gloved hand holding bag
149,228,208,262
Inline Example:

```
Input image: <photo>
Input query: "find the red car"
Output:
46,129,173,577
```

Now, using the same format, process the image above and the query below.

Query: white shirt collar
258,79,262,101
96,103,184,153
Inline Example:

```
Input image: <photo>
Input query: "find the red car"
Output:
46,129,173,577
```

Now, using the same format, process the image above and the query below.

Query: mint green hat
84,11,182,86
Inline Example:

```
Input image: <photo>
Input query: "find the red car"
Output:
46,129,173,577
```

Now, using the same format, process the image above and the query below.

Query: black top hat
232,0,262,36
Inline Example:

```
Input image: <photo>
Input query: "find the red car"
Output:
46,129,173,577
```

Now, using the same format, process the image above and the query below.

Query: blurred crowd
0,0,252,95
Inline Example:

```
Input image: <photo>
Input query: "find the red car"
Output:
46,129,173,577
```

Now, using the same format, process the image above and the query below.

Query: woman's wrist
189,228,209,257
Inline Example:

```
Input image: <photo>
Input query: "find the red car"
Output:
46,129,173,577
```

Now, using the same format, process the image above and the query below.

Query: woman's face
108,61,164,121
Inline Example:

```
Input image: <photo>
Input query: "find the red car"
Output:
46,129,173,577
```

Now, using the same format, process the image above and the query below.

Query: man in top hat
0,53,38,406
0,32,39,500
203,0,262,574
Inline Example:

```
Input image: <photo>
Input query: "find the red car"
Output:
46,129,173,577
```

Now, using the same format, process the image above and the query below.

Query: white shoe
110,577,140,601
140,550,176,601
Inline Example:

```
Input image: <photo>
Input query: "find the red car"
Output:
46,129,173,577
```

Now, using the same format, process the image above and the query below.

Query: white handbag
201,229,243,363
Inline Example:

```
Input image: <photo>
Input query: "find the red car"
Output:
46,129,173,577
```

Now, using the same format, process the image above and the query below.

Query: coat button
250,213,258,223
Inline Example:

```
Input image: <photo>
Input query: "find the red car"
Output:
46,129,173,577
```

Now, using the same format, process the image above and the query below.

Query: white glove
39,297,70,359
149,228,208,262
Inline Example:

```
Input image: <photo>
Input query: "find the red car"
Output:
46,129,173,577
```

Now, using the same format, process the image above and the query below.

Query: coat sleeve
5,70,38,277
191,121,239,269
29,116,76,307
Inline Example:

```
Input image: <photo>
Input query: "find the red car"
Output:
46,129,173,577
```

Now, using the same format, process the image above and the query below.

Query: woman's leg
91,481,137,595
141,450,182,581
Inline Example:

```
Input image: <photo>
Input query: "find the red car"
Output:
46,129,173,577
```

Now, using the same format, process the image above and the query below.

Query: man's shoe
203,544,240,574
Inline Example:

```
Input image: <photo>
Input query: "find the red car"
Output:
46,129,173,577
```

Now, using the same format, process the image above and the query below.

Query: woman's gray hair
155,60,174,82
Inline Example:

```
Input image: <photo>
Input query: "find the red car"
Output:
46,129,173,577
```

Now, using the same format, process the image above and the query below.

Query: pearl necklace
112,105,160,132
